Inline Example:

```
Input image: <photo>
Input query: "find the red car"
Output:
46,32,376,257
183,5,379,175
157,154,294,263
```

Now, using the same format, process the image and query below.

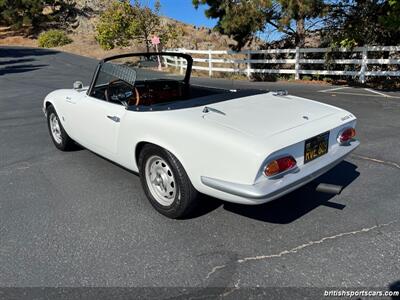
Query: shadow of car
192,160,359,223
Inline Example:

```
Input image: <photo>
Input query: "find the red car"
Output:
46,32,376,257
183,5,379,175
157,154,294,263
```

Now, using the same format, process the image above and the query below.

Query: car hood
201,92,342,138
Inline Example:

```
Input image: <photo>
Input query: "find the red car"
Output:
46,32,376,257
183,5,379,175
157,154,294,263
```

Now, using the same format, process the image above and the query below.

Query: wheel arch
44,99,60,117
44,100,62,124
44,100,54,112
134,141,148,166
134,141,188,175
43,95,74,141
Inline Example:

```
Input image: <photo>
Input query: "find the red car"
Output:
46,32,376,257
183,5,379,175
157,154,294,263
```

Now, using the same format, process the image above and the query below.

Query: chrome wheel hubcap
49,113,62,144
145,155,176,206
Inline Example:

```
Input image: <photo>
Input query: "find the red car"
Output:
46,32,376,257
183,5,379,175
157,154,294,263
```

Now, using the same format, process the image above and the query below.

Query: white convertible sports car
43,52,359,218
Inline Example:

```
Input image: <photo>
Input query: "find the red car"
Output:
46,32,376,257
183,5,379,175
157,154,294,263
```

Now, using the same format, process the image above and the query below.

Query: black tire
46,105,75,151
138,144,199,219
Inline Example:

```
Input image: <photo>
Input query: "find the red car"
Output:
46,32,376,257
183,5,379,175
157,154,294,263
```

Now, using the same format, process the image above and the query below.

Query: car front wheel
46,105,75,151
138,144,199,219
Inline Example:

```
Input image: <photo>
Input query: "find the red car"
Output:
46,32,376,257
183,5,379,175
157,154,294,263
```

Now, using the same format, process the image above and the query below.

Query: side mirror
73,81,83,90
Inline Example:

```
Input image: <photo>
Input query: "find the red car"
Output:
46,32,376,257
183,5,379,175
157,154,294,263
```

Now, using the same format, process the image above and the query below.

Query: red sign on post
151,35,162,70
151,35,160,45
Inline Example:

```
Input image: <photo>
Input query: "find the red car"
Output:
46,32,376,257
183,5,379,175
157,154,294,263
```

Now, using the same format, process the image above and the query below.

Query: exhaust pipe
316,183,343,195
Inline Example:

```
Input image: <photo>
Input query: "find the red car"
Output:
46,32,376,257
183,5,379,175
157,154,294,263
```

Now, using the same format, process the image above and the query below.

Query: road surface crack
221,279,240,297
206,265,227,279
351,154,400,170
206,220,398,279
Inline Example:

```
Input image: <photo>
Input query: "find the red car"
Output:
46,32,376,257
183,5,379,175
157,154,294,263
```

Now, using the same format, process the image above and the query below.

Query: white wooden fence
165,46,400,83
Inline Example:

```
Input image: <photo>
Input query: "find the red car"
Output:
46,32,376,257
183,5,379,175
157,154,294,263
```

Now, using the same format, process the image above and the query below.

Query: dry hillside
0,0,235,59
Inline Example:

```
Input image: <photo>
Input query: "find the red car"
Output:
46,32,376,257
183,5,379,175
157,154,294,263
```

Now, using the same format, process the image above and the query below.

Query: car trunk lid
202,93,341,138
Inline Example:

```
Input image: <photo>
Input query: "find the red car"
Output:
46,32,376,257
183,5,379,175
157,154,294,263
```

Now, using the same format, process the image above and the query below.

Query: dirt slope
0,1,234,59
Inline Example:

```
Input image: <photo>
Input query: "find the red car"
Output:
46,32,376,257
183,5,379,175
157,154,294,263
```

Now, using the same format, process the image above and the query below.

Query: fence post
295,47,300,80
208,49,213,77
174,55,178,70
246,50,251,79
359,46,368,84
180,48,185,75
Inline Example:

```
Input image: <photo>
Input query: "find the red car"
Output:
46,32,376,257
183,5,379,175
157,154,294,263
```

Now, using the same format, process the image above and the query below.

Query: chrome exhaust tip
316,183,343,195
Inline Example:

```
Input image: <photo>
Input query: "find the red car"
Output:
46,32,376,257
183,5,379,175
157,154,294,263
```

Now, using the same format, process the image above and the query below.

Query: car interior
91,79,224,107
89,53,225,108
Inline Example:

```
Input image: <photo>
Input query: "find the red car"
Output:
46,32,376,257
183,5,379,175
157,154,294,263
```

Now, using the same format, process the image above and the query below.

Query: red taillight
338,128,356,144
264,156,297,177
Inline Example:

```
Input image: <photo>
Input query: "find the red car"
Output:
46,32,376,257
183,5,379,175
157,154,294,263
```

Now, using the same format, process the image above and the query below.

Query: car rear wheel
138,144,199,219
46,105,75,151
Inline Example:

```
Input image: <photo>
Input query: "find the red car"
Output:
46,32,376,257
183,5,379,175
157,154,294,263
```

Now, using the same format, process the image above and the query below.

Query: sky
136,0,217,28
133,1,328,44
135,0,287,42
134,0,300,43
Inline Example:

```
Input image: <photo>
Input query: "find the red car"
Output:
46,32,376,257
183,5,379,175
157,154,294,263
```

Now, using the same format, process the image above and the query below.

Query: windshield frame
87,52,193,97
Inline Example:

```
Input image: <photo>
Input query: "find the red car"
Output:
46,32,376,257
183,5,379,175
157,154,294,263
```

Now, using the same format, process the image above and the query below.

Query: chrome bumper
201,141,359,201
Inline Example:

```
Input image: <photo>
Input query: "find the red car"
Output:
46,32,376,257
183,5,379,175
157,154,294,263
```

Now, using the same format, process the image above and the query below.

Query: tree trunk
143,29,150,52
295,17,305,48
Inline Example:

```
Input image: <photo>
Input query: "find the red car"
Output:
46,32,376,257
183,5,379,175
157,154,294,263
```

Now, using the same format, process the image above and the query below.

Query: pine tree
193,0,326,49
0,0,80,34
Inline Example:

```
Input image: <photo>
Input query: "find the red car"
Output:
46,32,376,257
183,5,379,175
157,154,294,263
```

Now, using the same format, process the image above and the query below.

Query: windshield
95,54,190,88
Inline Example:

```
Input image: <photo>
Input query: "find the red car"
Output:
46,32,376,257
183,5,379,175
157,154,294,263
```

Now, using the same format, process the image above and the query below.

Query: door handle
107,115,120,123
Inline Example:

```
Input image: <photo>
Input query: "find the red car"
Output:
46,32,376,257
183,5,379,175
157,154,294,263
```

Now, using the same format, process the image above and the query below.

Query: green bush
38,30,72,48
95,1,136,50
301,75,312,81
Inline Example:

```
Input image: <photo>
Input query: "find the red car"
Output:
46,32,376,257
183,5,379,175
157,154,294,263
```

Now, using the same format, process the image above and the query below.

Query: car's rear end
198,93,359,204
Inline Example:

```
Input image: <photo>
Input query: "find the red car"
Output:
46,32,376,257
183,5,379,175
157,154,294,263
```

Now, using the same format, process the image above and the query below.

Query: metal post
208,49,213,77
246,50,251,79
295,47,300,80
359,46,368,84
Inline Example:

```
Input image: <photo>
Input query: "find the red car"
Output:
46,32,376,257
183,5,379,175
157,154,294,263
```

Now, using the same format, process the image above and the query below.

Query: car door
73,94,126,157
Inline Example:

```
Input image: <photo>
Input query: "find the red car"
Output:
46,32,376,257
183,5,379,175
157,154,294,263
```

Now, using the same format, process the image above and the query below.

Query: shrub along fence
166,46,400,83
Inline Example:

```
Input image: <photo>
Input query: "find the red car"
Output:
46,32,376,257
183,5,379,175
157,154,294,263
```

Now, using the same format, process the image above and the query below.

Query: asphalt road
0,47,399,297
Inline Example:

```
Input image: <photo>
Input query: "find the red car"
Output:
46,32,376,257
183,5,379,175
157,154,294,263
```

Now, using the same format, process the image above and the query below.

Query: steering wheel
105,79,138,106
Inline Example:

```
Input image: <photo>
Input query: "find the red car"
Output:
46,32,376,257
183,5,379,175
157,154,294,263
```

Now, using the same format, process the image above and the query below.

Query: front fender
43,89,80,136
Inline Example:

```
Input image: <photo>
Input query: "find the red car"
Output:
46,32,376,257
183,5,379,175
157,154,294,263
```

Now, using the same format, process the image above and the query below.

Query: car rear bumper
200,140,359,204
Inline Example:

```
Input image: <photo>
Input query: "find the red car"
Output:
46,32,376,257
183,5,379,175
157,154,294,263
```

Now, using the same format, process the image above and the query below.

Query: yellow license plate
304,131,330,164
